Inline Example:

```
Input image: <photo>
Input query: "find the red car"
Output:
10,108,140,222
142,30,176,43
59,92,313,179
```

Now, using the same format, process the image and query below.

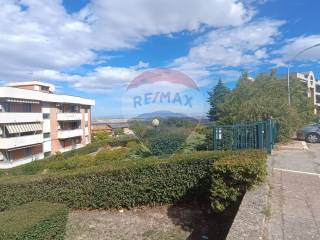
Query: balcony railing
0,134,43,149
57,113,82,121
0,112,42,123
57,129,83,139
0,153,44,169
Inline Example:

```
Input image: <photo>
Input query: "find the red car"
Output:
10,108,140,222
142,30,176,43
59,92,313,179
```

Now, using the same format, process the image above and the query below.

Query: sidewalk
267,143,320,239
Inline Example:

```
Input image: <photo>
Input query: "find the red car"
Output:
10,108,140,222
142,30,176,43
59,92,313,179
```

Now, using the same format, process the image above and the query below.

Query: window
316,85,320,93
43,113,50,119
316,95,320,104
71,122,79,129
0,102,10,112
23,103,32,112
25,148,32,157
85,121,88,127
71,105,79,113
41,86,49,92
43,133,50,138
44,152,51,158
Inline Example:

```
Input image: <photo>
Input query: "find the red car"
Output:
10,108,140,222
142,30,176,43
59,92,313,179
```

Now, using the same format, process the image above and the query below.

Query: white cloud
272,35,320,66
174,20,284,68
79,0,251,49
73,66,141,90
170,20,284,86
0,0,251,86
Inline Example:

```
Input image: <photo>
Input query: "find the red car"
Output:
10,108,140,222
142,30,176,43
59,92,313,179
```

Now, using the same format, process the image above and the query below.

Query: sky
1,0,320,118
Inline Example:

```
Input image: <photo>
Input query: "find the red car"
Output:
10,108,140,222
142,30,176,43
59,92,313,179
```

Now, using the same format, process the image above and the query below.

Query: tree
219,71,314,141
207,79,230,122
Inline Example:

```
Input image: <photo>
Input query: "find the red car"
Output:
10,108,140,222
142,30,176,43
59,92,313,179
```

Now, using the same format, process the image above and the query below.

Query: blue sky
1,0,320,118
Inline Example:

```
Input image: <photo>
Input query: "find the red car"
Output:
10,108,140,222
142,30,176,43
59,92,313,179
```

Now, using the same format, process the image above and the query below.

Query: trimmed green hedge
210,150,267,212
0,151,222,211
0,202,68,240
0,150,267,213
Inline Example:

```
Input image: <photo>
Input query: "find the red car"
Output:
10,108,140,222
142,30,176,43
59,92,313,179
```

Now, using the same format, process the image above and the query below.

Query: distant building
108,123,134,135
0,81,95,168
289,71,320,114
92,122,113,135
92,121,134,136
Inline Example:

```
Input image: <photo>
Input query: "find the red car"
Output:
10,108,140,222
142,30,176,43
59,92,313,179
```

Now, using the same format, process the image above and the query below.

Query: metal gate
213,119,277,153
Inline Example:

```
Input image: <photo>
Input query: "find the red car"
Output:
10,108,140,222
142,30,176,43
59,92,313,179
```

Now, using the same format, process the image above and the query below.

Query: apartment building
290,71,320,114
0,81,95,168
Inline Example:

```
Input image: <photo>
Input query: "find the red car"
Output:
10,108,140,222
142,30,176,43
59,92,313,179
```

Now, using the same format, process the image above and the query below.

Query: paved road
268,143,320,240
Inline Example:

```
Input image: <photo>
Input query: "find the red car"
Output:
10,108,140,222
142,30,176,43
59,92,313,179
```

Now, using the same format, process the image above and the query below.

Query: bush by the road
210,150,267,212
0,151,222,210
0,150,266,212
0,202,68,240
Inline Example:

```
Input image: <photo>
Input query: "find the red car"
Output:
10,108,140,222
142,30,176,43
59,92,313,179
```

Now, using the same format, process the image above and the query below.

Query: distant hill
134,111,195,120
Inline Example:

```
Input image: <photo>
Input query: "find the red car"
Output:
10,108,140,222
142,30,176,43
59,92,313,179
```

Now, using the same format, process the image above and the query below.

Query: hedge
0,150,267,213
0,151,223,211
0,202,68,240
210,150,267,212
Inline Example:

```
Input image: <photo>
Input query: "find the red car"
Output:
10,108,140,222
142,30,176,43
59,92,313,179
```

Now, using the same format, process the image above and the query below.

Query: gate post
267,119,273,154
257,122,263,149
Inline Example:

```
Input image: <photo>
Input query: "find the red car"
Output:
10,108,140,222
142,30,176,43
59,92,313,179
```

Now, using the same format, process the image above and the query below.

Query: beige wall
80,107,85,145
14,85,35,91
88,107,92,143
50,103,60,154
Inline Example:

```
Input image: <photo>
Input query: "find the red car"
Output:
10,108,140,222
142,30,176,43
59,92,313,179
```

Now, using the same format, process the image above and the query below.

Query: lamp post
287,43,320,106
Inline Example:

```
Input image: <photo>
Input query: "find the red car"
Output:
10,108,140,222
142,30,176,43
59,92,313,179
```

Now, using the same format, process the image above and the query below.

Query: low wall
226,179,269,239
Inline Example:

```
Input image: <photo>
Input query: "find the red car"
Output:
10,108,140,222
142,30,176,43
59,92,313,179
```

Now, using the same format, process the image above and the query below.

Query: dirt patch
65,202,239,240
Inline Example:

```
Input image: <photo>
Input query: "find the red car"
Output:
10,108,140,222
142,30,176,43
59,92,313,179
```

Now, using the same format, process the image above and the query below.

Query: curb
277,141,309,150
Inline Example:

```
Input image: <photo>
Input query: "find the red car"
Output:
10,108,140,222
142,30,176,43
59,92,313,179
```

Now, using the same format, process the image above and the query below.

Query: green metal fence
212,119,277,153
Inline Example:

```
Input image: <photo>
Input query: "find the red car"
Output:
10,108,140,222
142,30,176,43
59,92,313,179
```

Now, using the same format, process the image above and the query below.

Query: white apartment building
290,71,320,113
0,81,95,169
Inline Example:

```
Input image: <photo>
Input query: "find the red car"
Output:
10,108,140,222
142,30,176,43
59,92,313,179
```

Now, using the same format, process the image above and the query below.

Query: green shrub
113,128,124,135
146,129,188,155
126,141,151,158
0,202,68,240
0,150,267,214
0,151,222,211
95,148,129,162
210,150,267,212
181,131,207,153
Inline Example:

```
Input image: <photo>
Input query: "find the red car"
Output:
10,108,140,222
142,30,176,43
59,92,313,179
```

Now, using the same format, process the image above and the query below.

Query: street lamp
287,43,320,106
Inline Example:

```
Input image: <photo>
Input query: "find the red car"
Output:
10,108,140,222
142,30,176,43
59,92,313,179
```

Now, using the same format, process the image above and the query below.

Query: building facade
0,81,95,168
290,71,320,114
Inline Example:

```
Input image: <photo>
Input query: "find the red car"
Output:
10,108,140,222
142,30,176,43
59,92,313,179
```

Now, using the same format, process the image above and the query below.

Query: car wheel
306,133,320,143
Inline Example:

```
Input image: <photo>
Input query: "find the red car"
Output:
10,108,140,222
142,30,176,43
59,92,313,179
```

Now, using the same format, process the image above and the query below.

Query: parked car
296,124,320,143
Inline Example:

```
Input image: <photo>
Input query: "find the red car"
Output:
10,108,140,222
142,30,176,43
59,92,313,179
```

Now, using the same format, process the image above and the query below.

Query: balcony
0,153,44,169
57,129,83,139
0,112,42,124
57,113,82,121
0,134,43,149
